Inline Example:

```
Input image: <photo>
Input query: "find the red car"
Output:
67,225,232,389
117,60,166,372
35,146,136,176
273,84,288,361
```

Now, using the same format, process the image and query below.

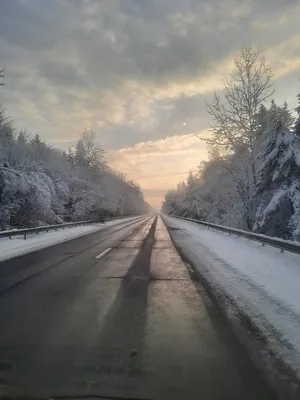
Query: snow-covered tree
163,173,204,219
201,47,275,229
295,92,300,136
75,130,105,169
206,47,274,186
184,172,204,219
254,126,300,239
256,104,269,133
280,101,295,131
0,105,148,229
163,56,300,240
267,100,295,133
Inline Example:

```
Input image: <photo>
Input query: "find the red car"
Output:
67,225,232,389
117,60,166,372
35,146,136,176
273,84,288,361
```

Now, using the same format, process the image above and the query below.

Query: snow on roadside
0,217,141,262
163,215,300,381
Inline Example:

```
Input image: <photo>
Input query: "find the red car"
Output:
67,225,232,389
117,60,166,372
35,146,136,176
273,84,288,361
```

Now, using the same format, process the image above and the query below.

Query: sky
1,0,300,208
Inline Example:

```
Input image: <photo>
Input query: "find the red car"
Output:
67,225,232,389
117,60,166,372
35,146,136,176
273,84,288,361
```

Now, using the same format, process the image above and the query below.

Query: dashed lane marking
95,248,112,259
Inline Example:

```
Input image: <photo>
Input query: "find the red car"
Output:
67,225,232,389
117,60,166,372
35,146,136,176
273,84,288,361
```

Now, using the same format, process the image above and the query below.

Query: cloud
264,34,300,78
0,0,300,206
108,133,209,207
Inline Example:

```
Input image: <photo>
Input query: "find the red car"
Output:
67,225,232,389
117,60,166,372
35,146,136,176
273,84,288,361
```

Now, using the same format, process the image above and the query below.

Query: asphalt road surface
0,215,275,399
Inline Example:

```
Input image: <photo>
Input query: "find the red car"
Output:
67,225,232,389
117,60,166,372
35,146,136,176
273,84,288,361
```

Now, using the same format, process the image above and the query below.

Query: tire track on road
0,216,151,295
85,216,158,395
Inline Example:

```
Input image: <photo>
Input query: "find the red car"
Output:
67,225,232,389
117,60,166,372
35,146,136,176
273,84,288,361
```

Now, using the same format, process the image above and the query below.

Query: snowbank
163,215,300,393
0,216,142,262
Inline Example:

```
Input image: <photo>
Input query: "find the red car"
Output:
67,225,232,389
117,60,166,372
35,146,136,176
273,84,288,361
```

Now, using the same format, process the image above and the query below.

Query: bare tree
76,129,106,168
206,47,274,185
201,48,274,229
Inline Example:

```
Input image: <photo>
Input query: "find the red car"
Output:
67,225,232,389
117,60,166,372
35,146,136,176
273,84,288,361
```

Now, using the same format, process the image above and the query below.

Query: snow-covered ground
163,215,300,387
0,216,142,262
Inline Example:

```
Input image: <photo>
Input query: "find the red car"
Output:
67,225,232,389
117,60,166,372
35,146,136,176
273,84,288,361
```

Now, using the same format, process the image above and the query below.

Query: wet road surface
0,215,274,399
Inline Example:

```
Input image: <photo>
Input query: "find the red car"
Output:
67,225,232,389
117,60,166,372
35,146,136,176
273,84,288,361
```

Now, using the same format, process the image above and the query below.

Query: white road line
95,248,112,259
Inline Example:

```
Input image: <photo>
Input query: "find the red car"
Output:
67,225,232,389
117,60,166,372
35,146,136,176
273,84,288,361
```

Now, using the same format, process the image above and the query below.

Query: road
0,215,274,399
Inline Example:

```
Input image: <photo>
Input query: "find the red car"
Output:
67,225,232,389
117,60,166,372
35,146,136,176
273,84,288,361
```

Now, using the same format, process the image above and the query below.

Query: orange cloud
107,132,209,208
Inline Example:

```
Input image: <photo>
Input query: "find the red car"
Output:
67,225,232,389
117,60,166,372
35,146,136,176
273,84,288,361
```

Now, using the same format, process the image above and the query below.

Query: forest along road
0,215,274,400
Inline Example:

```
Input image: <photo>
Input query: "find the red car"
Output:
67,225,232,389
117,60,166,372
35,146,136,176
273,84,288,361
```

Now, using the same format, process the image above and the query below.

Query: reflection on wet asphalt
0,215,274,399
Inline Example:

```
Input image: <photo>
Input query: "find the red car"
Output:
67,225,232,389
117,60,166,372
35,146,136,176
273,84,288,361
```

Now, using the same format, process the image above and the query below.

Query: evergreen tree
254,125,300,239
256,104,269,133
295,92,300,136
278,101,295,131
17,131,28,144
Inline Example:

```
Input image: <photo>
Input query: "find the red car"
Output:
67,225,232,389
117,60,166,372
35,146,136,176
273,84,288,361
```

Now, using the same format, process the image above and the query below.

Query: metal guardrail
0,215,141,240
174,216,300,255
